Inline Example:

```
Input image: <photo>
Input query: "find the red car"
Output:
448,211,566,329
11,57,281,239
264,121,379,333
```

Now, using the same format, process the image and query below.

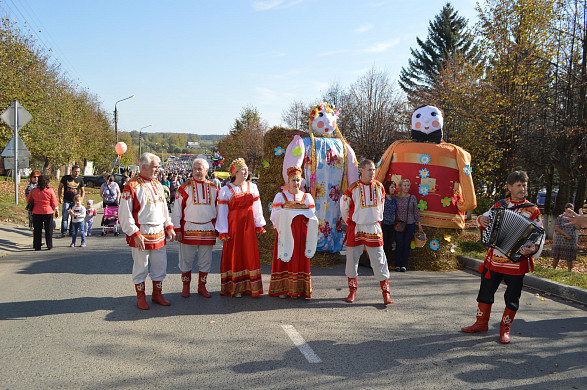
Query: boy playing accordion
462,171,544,344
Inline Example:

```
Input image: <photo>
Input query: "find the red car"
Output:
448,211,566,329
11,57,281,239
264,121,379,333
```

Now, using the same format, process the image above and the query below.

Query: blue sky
1,0,478,135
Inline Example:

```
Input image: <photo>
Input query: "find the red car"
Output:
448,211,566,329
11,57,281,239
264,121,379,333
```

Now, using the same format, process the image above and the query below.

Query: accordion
481,207,544,262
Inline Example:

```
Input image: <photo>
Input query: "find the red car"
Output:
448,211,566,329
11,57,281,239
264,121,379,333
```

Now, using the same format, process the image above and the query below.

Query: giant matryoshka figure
375,105,476,232
282,102,359,253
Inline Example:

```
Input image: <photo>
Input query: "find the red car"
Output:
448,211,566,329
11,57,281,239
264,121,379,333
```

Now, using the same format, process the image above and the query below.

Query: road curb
457,255,587,306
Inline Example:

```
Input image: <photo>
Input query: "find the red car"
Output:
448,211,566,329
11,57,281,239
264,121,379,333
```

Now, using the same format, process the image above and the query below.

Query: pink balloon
115,142,127,155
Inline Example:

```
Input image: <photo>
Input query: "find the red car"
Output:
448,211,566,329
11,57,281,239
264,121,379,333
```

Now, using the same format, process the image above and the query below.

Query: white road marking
281,324,322,363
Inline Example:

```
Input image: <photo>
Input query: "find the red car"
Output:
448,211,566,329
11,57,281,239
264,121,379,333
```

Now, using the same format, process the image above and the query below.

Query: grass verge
458,240,587,290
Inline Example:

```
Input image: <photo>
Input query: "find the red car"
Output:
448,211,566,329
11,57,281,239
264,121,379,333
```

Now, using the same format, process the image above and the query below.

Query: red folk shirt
477,197,544,275
340,180,385,247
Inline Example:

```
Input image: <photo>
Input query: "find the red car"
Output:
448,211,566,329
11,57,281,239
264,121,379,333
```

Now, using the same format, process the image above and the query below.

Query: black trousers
33,213,54,250
382,223,395,260
477,268,524,311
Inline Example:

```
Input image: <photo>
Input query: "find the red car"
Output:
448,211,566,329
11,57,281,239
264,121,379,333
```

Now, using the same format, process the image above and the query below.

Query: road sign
0,101,32,130
1,134,31,157
3,157,29,170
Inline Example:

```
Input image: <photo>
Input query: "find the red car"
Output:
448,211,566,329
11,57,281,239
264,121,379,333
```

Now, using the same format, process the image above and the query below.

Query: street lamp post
114,95,135,142
138,124,152,158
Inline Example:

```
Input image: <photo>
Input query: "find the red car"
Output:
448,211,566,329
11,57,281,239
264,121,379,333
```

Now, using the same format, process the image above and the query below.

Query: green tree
218,106,267,173
399,2,478,99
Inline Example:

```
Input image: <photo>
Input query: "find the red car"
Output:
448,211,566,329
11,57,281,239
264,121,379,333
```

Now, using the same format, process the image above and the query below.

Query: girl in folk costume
282,102,358,253
269,166,319,299
216,158,266,297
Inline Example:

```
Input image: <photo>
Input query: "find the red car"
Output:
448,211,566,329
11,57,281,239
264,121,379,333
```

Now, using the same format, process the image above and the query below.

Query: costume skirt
220,192,263,296
269,215,312,298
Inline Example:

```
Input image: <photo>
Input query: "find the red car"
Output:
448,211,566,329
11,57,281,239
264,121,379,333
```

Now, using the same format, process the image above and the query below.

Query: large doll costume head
309,102,339,135
411,105,444,143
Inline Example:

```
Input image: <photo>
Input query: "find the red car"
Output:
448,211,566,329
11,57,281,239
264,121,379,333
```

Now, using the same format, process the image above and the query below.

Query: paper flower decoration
444,234,451,242
441,197,451,207
419,184,429,196
463,164,472,176
262,160,270,169
268,202,273,212
419,168,429,178
430,240,440,251
310,173,317,182
292,146,302,156
418,200,428,211
419,154,431,165
274,147,285,156
410,241,416,249
450,244,456,253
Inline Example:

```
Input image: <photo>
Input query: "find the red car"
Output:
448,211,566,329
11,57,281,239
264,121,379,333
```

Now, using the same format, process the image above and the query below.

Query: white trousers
131,246,167,285
178,243,213,273
345,245,390,281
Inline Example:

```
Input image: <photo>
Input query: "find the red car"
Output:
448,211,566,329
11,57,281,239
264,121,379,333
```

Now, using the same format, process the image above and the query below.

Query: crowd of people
25,150,585,345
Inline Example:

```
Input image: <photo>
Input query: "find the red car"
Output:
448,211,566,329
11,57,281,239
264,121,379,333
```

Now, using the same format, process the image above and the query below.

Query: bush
474,196,495,215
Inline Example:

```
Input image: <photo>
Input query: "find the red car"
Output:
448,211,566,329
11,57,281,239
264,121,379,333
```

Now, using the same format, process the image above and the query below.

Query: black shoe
394,267,401,272
400,267,406,272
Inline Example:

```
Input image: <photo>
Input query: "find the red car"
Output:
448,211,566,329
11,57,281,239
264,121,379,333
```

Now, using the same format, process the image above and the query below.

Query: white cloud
316,49,348,57
252,0,303,11
363,38,400,53
354,24,373,34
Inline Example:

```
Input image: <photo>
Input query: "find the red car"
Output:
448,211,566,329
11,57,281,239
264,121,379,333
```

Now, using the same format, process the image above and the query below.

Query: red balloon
115,142,127,155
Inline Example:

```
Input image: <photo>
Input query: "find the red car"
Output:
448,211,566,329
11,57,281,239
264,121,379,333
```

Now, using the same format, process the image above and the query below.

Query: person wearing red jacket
28,174,59,251
461,171,544,344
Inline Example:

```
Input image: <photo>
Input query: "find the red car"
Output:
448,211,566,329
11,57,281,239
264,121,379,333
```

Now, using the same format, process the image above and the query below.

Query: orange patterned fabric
375,140,476,229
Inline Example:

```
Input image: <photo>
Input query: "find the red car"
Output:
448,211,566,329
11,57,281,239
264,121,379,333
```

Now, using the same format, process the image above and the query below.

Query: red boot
500,308,517,344
135,282,149,310
151,281,171,306
198,272,212,298
181,271,191,297
346,277,357,303
461,302,492,333
380,279,393,305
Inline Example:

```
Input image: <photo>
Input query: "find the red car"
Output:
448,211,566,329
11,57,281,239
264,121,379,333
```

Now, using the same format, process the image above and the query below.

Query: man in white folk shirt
172,158,219,298
119,153,176,310
340,159,393,305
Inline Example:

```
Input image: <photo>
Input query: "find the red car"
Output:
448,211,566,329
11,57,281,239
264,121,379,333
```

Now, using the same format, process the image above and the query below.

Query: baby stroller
101,205,120,236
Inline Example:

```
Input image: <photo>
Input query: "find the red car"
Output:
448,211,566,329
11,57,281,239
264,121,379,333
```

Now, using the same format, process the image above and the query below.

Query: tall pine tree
399,2,478,98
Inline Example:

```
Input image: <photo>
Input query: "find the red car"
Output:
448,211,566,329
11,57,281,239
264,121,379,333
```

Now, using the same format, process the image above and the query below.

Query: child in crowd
68,195,86,247
85,199,96,236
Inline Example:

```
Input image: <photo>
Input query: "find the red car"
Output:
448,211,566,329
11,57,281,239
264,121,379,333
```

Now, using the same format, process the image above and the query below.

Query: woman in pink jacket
27,175,59,251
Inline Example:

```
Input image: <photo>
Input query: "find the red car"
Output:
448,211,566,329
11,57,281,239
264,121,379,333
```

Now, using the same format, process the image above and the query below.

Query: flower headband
308,101,339,123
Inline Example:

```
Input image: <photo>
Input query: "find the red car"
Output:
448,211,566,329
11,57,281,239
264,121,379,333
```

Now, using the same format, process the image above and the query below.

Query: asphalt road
1,224,586,389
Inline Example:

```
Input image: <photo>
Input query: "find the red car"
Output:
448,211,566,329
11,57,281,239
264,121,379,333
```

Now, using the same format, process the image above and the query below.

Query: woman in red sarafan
215,158,266,297
269,166,317,299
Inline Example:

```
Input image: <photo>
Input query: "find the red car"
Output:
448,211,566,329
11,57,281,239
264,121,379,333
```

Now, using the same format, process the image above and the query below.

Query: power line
1,0,85,84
